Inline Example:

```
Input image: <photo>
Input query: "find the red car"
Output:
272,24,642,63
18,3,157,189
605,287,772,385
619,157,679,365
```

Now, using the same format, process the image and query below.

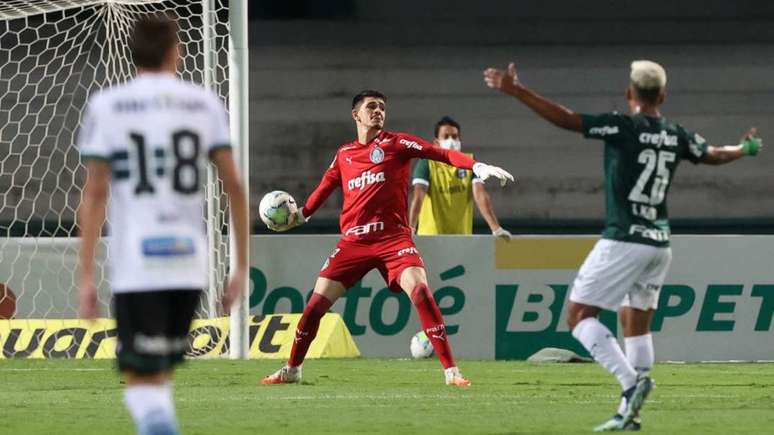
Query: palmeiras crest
370,146,385,164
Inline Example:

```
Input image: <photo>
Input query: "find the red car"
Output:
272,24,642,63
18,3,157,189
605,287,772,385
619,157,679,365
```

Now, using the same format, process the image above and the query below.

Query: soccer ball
259,190,298,231
409,331,434,359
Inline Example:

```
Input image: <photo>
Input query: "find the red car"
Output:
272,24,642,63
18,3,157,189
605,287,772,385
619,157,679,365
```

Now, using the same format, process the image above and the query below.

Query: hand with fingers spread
473,162,515,187
483,62,521,95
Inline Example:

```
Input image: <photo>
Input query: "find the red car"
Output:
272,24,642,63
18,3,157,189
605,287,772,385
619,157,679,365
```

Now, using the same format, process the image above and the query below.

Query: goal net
0,0,238,358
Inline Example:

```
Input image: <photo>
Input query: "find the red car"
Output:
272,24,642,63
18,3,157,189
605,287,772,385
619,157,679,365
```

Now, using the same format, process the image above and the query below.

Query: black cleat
621,376,654,427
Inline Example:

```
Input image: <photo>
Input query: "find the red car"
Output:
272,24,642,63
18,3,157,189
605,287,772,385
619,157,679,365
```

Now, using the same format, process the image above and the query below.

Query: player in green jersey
484,60,762,431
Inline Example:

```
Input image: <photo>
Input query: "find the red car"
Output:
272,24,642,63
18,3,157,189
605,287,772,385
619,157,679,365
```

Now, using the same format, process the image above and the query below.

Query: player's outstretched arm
411,143,515,187
77,160,111,320
701,128,763,165
211,149,249,312
471,161,515,187
472,183,512,240
483,62,583,132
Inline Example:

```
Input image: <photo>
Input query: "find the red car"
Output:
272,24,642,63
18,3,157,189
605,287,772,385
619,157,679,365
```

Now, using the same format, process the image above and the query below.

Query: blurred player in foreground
261,90,513,386
409,116,512,239
484,60,762,431
78,15,249,435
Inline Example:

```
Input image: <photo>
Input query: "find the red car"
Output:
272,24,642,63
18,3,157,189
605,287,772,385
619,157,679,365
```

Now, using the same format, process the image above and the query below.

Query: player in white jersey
77,16,249,435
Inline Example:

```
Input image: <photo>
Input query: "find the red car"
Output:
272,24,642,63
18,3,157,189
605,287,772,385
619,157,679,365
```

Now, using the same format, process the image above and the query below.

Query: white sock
124,383,178,435
616,395,628,416
625,333,654,377
572,318,637,391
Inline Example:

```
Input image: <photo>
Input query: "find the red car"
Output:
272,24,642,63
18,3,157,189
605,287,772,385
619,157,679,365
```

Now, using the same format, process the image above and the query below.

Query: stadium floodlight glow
0,0,250,359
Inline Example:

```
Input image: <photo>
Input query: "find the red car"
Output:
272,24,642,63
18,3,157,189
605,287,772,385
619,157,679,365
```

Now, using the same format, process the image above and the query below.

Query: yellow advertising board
0,313,360,359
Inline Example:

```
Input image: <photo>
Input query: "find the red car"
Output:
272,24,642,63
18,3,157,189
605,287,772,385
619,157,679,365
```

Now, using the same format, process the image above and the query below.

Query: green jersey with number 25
581,112,708,247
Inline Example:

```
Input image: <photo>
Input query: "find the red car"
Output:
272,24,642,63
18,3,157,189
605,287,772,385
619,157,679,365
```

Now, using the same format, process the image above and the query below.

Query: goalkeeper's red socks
288,292,333,367
411,283,456,369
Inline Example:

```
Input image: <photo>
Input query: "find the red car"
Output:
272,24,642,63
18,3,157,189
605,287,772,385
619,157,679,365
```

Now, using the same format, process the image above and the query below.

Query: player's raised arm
401,135,514,186
700,128,763,165
483,62,583,132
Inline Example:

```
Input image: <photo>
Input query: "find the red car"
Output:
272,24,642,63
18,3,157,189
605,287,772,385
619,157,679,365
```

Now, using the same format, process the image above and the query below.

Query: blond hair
630,60,667,90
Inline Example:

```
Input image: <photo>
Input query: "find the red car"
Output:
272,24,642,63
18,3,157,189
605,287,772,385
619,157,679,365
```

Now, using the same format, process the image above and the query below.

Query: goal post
0,0,250,359
227,0,250,359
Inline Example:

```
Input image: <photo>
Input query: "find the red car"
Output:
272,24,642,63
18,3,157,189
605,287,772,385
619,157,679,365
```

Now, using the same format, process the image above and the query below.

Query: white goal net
0,0,241,358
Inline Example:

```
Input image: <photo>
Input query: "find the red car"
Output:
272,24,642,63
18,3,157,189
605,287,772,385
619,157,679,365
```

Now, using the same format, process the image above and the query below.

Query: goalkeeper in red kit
261,90,514,386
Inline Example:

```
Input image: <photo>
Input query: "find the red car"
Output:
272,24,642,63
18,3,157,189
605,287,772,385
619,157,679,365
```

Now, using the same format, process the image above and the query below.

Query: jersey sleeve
679,127,709,164
467,151,483,184
207,93,232,156
411,159,430,187
77,95,110,161
398,133,476,169
581,113,628,142
301,152,342,217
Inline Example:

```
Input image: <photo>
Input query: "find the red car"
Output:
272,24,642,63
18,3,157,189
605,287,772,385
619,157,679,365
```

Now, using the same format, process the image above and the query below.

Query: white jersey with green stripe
581,112,708,247
77,72,231,292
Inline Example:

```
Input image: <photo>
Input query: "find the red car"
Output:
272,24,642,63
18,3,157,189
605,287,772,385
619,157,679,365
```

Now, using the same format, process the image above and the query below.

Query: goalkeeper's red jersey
301,130,476,242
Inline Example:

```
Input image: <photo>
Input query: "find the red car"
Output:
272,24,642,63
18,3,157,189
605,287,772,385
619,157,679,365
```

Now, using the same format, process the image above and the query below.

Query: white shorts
569,239,672,312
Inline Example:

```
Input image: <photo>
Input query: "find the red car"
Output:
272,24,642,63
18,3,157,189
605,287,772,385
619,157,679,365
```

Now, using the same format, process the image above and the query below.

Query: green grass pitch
3,359,774,434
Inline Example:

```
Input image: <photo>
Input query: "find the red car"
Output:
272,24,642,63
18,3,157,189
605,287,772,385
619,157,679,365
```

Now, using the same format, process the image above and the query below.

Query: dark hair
129,14,179,69
352,90,387,109
632,85,662,105
434,116,461,138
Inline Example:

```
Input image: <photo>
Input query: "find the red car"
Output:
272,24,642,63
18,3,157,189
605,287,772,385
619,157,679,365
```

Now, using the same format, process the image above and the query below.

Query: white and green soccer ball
410,331,434,359
259,190,298,231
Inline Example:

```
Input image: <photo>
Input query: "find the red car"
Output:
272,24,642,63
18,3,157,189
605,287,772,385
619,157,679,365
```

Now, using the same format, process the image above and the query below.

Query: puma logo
425,324,447,341
294,329,309,343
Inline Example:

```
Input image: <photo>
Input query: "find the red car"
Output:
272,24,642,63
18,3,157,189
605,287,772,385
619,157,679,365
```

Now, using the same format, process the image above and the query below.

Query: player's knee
312,278,346,303
567,302,597,331
621,306,654,336
304,292,333,317
399,266,427,291
123,370,169,385
409,282,432,305
567,314,579,332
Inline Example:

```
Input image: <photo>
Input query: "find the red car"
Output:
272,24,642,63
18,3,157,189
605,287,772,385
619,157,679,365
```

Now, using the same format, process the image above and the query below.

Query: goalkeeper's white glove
492,227,512,241
473,162,515,187
268,208,307,232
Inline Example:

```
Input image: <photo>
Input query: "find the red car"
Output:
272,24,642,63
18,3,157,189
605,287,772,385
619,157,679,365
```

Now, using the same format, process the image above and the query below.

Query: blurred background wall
248,0,774,233
2,0,772,235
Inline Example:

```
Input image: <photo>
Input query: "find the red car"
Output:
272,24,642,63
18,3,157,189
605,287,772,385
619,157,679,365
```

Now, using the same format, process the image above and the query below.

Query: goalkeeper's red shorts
318,234,424,293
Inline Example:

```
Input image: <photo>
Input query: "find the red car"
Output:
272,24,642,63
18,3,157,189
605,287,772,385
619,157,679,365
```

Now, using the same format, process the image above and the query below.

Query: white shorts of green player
570,239,672,312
